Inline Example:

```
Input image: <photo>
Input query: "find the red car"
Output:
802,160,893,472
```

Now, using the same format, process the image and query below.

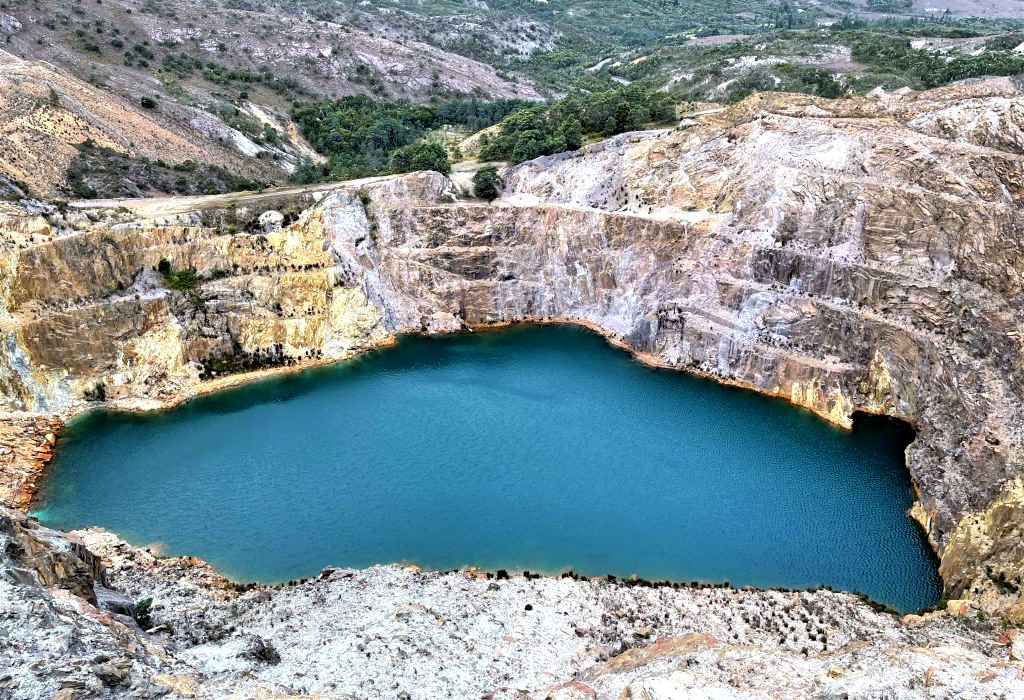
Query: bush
388,140,451,175
83,381,106,402
134,597,153,629
472,164,502,202
242,635,281,665
158,259,199,291
140,95,158,109
164,269,199,291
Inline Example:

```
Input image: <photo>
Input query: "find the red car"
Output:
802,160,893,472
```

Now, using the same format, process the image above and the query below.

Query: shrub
472,164,502,202
164,269,199,291
242,636,281,665
134,597,153,629
83,381,106,402
140,95,157,109
158,259,199,290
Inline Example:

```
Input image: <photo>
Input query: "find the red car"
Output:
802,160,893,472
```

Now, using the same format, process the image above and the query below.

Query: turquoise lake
33,325,942,612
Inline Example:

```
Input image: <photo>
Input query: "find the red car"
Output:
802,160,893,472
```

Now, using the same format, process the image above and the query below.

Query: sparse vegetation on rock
65,140,263,199
158,259,199,292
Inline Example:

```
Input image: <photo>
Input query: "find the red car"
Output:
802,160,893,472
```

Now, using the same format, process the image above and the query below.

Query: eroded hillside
0,50,307,198
0,0,540,196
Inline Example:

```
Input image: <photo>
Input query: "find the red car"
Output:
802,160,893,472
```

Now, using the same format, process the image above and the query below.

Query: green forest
478,86,677,163
292,85,678,182
290,96,532,181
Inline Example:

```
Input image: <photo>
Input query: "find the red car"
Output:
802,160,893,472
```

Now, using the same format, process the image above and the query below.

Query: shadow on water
33,324,943,612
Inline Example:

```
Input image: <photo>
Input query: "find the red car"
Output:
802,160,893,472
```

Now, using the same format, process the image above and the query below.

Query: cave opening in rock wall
32,324,941,612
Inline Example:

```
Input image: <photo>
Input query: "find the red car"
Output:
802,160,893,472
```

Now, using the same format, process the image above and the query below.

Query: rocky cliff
1,78,1023,696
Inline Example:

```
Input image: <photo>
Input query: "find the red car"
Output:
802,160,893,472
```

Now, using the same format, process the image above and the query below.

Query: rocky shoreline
0,412,62,509
3,507,1023,699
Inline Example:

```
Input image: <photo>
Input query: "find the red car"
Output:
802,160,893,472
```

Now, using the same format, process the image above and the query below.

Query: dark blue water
33,325,941,611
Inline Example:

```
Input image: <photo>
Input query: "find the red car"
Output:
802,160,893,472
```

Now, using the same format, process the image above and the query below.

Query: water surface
34,325,941,611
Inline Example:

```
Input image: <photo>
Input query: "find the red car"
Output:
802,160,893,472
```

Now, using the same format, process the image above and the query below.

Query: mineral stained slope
0,78,1023,697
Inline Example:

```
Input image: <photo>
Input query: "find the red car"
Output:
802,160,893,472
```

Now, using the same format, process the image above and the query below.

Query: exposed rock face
0,412,61,508
1,505,1021,699
0,78,1023,695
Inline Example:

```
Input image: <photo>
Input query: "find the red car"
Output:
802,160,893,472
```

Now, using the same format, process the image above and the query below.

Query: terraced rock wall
1,80,1022,621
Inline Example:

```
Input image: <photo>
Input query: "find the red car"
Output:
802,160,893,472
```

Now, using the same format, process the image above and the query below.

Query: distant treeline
292,86,678,183
478,85,677,163
291,96,532,182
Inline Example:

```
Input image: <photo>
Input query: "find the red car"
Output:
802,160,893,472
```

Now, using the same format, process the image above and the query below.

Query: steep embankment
0,49,315,197
1,79,1023,698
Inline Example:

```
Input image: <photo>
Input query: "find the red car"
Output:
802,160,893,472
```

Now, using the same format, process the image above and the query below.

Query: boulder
258,210,285,232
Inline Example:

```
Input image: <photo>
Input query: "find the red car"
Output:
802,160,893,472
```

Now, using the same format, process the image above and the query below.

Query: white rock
258,210,285,232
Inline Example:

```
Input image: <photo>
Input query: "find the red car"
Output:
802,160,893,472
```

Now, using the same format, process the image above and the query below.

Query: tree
388,140,451,175
133,597,153,629
561,118,583,151
472,164,502,202
409,141,451,174
291,157,323,185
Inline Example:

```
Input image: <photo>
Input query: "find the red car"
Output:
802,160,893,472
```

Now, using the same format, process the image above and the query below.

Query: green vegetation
291,96,530,182
158,259,200,291
286,10,1024,180
133,597,153,629
83,382,107,402
600,18,1024,103
478,85,674,163
848,31,1024,88
292,85,677,181
866,0,913,12
478,107,578,163
139,95,157,109
472,164,502,202
158,52,312,100
388,141,451,175
276,0,827,90
66,140,263,199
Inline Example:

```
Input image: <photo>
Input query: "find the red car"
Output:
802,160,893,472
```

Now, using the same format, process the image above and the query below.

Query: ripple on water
33,325,942,612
